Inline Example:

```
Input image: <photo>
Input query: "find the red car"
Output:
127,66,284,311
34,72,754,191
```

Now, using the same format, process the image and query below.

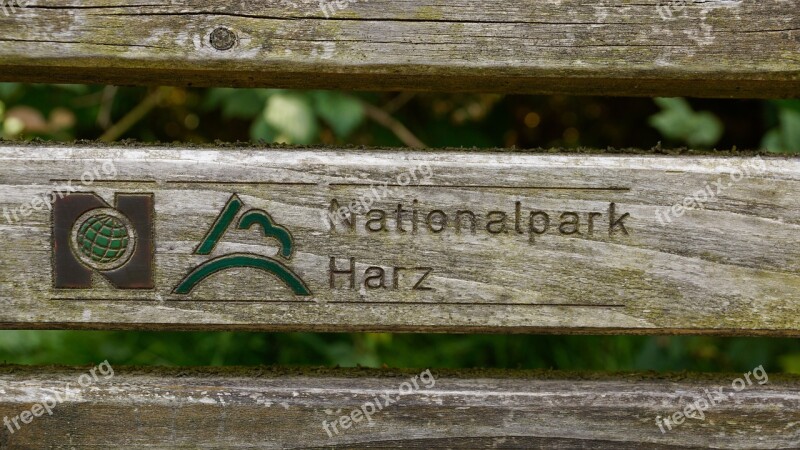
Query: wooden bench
1,0,799,447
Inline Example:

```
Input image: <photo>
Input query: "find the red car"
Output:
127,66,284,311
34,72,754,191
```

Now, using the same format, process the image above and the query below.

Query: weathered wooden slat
0,144,798,334
0,0,798,97
0,365,796,448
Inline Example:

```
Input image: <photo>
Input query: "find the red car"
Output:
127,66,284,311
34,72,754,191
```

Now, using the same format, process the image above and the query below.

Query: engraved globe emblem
71,209,136,271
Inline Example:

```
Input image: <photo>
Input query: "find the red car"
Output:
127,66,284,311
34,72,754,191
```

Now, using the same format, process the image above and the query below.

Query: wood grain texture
0,144,798,334
0,366,797,449
0,0,798,97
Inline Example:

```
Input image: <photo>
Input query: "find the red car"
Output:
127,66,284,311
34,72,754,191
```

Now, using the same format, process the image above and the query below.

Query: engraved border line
49,298,625,307
50,179,631,191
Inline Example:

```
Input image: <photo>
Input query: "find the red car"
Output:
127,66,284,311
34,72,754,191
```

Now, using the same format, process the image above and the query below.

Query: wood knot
210,27,236,51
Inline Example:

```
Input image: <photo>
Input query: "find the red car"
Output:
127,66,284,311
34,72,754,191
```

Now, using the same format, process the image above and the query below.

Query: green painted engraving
174,193,311,296
195,194,243,255
76,214,130,263
238,209,293,259
172,253,311,295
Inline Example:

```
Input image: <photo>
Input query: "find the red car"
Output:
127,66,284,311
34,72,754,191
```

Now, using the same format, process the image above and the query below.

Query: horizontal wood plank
0,366,797,448
0,144,798,334
0,1,798,97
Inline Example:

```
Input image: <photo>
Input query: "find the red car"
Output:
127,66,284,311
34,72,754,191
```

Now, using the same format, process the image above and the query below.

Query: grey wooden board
0,0,798,97
0,144,799,334
0,366,796,449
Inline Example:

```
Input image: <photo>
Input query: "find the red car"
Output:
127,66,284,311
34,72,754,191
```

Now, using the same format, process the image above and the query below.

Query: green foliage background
1,83,799,374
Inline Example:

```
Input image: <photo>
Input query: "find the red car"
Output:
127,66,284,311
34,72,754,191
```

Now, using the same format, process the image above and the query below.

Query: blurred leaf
203,88,236,109
7,105,47,133
311,91,365,138
774,99,800,114
205,88,269,120
0,83,19,99
224,91,268,120
49,107,76,131
761,129,783,152
782,109,800,150
649,97,723,147
780,354,800,374
249,117,276,142
54,84,89,94
762,105,800,153
264,92,318,144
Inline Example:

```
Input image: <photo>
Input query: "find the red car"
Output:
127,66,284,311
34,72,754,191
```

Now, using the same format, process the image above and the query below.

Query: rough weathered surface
0,0,798,97
0,144,798,334
0,365,796,449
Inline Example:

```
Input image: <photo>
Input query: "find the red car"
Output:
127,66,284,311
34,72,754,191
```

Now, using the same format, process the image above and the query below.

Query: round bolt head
210,27,236,51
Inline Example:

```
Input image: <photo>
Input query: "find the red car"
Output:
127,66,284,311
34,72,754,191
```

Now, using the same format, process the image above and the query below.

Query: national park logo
53,192,154,289
53,192,309,296
172,194,311,296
